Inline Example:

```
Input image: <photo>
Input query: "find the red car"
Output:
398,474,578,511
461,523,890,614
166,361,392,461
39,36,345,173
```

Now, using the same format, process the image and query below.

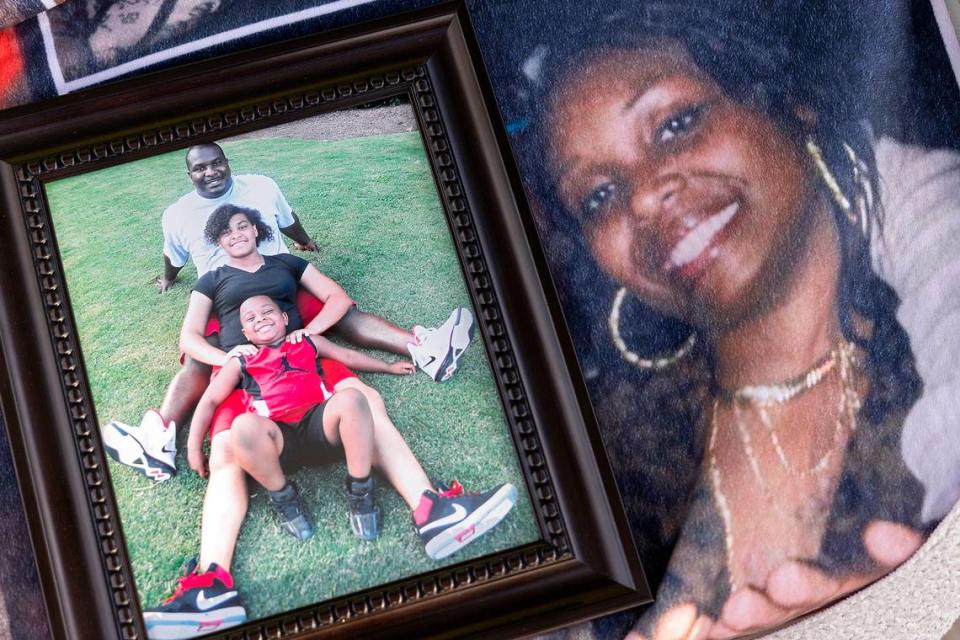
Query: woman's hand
387,361,416,376
629,520,924,640
713,521,922,637
626,604,712,640
188,443,208,478
221,344,258,365
286,328,315,344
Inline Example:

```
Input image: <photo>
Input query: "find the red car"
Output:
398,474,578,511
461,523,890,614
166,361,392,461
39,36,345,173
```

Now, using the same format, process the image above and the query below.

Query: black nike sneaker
413,480,518,560
143,558,246,640
268,481,315,541
346,475,381,540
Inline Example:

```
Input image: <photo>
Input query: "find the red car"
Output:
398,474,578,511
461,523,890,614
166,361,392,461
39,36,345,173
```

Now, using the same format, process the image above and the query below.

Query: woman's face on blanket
547,44,818,329
240,296,288,345
218,213,259,258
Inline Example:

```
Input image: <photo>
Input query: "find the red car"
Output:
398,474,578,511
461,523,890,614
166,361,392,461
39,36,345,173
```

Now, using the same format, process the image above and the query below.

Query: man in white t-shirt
102,143,474,482
157,143,317,291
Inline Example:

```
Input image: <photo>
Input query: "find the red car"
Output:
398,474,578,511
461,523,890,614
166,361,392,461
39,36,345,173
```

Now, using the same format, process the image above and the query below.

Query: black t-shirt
194,254,308,351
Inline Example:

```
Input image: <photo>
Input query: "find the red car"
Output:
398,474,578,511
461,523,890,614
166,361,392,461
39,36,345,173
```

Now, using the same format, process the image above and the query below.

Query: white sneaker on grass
101,410,176,481
408,307,475,382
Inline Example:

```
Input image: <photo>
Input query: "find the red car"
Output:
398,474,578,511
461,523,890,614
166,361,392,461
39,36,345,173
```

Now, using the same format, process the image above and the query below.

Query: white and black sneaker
408,307,475,382
413,480,517,560
144,559,246,640
102,410,176,482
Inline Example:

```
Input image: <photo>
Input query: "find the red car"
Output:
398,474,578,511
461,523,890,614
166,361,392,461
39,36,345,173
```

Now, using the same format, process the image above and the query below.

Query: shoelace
437,480,464,498
411,325,431,346
163,570,215,604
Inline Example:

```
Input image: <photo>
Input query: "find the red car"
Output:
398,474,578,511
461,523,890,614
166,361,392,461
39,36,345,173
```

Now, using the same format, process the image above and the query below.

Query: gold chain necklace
748,341,859,478
708,339,861,590
719,342,845,406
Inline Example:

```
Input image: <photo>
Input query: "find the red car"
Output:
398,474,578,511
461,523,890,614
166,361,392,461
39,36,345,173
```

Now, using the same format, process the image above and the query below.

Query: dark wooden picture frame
0,3,650,639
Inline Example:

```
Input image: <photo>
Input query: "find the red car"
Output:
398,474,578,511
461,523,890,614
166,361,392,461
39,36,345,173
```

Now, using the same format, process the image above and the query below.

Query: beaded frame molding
0,4,648,640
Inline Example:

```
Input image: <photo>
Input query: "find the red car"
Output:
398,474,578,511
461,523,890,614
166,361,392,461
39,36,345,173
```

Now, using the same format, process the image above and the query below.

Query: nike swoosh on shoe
418,504,467,534
196,590,239,610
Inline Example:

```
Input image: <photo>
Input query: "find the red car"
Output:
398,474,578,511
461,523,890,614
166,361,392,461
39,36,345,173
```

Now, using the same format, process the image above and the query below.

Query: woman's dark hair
203,204,274,247
524,0,921,424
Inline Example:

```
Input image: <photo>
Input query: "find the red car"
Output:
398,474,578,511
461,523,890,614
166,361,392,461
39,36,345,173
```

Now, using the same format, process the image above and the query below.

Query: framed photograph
467,2,960,639
0,4,649,640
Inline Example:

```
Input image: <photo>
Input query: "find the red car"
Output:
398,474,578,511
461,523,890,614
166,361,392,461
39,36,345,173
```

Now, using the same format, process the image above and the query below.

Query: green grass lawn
44,131,540,621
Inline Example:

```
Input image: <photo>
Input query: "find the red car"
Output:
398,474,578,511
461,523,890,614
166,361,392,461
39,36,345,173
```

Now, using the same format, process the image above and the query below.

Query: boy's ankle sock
267,481,295,500
346,473,374,496
345,474,380,540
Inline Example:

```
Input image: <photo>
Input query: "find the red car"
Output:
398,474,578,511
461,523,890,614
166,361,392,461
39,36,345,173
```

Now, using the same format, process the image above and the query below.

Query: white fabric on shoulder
871,137,960,523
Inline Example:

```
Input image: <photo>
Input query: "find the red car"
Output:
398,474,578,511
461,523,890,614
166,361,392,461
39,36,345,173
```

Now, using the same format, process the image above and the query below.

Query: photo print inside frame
42,95,540,637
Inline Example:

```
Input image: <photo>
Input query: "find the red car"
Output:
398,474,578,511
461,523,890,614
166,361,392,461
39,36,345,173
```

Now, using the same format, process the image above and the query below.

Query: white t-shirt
162,174,296,277
872,138,960,523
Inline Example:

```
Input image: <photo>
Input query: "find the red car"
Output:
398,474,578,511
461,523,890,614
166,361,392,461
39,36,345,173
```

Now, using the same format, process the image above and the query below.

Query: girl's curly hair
203,204,275,248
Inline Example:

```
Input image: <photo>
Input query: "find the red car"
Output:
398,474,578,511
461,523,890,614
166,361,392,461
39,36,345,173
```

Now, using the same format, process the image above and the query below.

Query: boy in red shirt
144,295,516,639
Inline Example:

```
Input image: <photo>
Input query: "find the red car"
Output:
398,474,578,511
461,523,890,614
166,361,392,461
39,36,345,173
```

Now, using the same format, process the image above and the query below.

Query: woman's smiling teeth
666,201,740,270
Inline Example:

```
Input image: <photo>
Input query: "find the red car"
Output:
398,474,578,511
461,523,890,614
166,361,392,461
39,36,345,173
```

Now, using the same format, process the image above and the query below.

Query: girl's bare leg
198,430,247,572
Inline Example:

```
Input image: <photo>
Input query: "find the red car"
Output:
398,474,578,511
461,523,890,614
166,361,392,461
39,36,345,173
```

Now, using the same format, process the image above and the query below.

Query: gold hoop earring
608,287,696,370
805,138,871,239
842,141,873,239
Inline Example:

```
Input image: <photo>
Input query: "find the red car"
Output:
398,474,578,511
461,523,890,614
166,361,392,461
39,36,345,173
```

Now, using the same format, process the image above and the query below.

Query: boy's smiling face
239,295,288,345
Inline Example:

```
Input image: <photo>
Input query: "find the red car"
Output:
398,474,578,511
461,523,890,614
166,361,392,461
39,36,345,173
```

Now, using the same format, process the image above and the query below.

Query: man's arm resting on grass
298,265,354,336
280,211,317,251
157,255,184,292
188,358,242,476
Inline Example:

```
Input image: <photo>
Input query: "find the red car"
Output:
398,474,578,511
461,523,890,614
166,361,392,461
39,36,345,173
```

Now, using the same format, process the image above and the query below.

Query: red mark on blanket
0,27,24,105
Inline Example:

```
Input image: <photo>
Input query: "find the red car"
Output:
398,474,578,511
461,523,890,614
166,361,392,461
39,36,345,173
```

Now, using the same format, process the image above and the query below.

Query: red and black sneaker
413,480,517,560
143,558,246,640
